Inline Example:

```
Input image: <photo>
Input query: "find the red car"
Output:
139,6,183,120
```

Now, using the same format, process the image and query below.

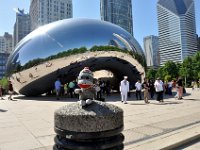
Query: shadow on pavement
0,109,8,112
183,98,200,101
151,101,183,105
13,95,79,102
128,103,147,105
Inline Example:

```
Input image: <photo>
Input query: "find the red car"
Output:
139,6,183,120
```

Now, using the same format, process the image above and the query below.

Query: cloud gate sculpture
6,18,145,96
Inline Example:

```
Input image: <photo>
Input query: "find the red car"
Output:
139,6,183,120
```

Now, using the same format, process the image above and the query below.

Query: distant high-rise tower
0,32,13,53
100,0,133,35
157,0,197,65
13,8,31,47
30,0,73,31
144,35,159,68
0,52,9,79
0,32,12,78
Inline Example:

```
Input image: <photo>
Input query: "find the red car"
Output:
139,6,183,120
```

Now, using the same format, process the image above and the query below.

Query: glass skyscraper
100,0,133,35
157,0,197,65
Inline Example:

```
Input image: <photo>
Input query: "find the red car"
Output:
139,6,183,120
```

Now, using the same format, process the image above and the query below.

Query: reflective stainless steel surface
6,18,145,96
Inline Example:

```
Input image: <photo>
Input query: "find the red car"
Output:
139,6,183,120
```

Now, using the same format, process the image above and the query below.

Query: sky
0,0,199,49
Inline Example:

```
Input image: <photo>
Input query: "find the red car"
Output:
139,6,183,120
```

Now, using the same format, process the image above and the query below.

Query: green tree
162,61,179,79
164,75,172,82
146,68,157,79
156,67,164,79
0,77,9,89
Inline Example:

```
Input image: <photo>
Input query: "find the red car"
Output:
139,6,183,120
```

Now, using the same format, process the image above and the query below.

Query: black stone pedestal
54,100,124,150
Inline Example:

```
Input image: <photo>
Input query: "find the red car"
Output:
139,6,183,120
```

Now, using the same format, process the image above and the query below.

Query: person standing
135,80,142,100
8,81,14,100
97,79,103,100
154,78,164,102
148,79,155,99
143,78,150,104
55,78,61,100
120,76,129,104
68,80,75,98
177,77,183,100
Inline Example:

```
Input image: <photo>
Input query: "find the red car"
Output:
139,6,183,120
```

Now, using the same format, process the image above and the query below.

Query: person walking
143,78,150,104
55,78,61,100
120,76,129,104
8,81,14,100
154,78,164,102
0,85,4,100
135,80,142,100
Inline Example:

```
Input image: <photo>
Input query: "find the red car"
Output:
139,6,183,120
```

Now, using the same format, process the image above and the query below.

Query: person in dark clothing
8,81,14,100
148,79,155,99
0,85,4,100
97,79,103,100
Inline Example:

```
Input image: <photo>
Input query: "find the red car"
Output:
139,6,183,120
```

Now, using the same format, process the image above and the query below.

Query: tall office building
0,53,9,79
0,32,13,53
198,37,200,51
13,8,31,47
157,0,197,65
144,35,159,68
0,33,12,78
30,0,73,31
100,0,133,35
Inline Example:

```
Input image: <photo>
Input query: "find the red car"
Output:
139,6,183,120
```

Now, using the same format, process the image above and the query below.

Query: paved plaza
0,88,200,150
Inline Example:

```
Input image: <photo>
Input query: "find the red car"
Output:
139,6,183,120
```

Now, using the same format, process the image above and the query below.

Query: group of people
0,81,14,100
119,76,184,104
54,77,111,101
54,78,78,100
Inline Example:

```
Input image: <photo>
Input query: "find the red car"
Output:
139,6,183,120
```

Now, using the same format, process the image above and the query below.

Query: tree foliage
146,51,200,82
0,77,9,89
146,68,157,79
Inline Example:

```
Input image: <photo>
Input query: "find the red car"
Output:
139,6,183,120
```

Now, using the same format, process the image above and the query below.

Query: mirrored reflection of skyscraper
100,0,133,35
144,35,159,68
30,0,73,31
157,0,198,65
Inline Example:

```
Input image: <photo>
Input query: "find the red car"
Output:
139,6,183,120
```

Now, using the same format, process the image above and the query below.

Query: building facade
13,9,31,47
0,33,12,78
143,35,159,68
100,0,133,35
157,0,197,65
0,53,9,79
30,0,73,31
198,37,200,51
0,32,13,53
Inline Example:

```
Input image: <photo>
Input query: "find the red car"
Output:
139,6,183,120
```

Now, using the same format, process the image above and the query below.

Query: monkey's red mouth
78,84,92,89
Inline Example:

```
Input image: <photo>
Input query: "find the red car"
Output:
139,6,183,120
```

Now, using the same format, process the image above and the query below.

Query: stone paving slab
0,88,199,150
126,123,200,150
